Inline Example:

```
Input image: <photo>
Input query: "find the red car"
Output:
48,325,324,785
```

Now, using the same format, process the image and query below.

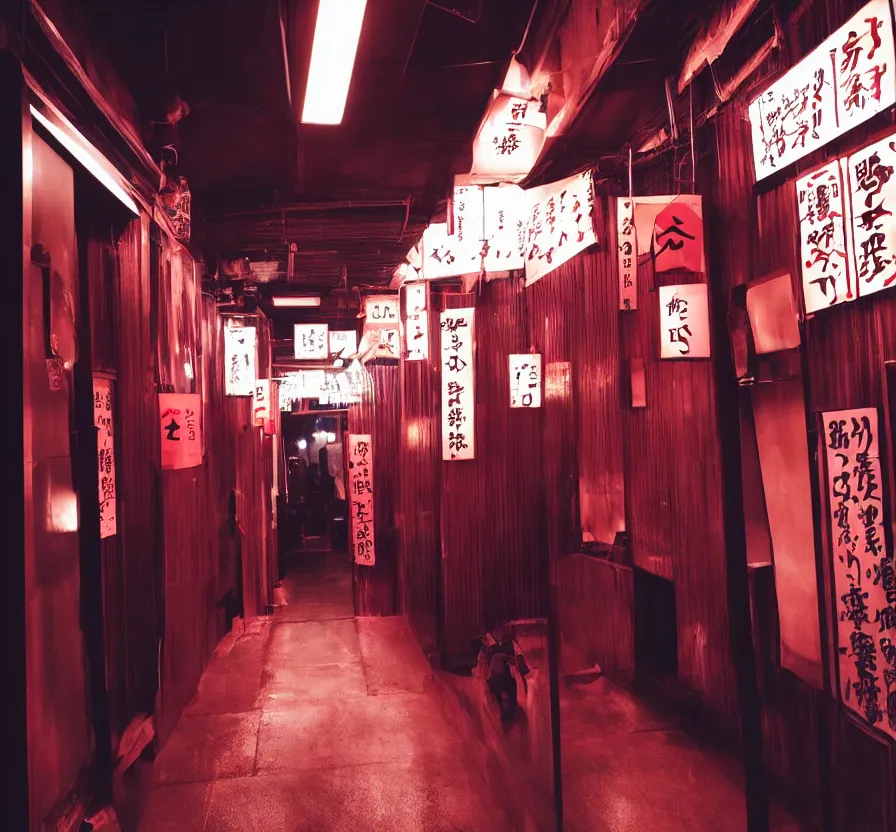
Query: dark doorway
633,567,678,682
281,412,348,555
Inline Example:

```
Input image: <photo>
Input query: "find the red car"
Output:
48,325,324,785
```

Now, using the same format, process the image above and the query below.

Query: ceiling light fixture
301,0,367,125
272,296,321,307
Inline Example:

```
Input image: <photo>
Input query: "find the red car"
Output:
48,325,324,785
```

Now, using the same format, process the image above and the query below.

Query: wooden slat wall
703,0,896,821
435,287,545,664
555,556,635,682
399,301,441,654
349,362,400,616
615,156,739,730
112,216,161,728
87,238,129,738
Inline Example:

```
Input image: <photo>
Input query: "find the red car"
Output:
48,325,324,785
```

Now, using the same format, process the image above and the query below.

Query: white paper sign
847,133,896,297
749,0,896,181
471,93,547,183
823,408,896,740
348,434,375,566
617,197,637,310
94,376,116,538
454,185,527,274
797,160,855,312
524,170,596,286
421,222,480,280
329,329,357,360
364,295,400,359
293,323,329,360
159,392,202,470
484,186,526,272
254,379,271,426
509,354,542,408
658,284,711,359
440,308,475,460
224,326,256,396
405,282,429,361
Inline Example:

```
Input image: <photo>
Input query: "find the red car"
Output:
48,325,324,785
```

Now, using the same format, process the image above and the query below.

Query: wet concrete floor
139,554,507,831
561,671,805,832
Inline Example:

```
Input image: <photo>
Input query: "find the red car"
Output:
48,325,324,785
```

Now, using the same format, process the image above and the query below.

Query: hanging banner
797,129,896,313
653,198,705,273
658,283,711,359
453,184,527,274
470,93,547,183
440,308,476,460
631,195,706,273
617,197,637,310
797,160,854,313
348,434,375,566
523,170,596,286
254,379,271,427
329,329,358,360
293,323,329,360
159,392,203,470
749,0,896,182
93,376,116,538
421,222,480,280
847,133,896,297
483,185,527,272
363,295,400,359
278,369,362,410
822,408,896,740
509,354,542,408
405,282,429,361
224,325,256,397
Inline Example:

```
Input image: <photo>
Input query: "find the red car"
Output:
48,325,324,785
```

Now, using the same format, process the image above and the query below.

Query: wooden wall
699,0,896,824
436,287,546,665
399,302,442,655
349,362,401,617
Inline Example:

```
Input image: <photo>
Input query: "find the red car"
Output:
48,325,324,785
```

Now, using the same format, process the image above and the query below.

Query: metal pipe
210,198,414,219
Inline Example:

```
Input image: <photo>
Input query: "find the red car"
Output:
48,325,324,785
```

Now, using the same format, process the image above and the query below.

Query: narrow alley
140,553,508,831
11,1,896,830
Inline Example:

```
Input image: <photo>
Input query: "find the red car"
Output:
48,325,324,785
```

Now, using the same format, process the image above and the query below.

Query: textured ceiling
79,0,539,296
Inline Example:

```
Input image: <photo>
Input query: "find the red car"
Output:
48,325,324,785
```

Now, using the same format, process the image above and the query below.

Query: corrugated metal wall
349,362,401,616
702,0,896,823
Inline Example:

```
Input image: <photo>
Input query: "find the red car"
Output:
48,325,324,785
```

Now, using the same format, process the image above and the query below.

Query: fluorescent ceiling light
272,296,321,307
30,104,139,215
301,0,367,125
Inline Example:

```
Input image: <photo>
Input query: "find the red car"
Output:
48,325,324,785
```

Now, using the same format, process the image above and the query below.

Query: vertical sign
484,185,526,272
617,197,637,310
524,170,597,286
797,160,854,312
453,184,527,273
329,329,358,360
846,133,896,298
652,197,705,273
293,323,329,360
348,434,375,566
405,282,429,361
440,308,476,460
364,295,400,359
509,354,542,408
159,393,203,469
93,376,116,538
254,379,271,427
224,325,256,396
823,408,896,740
749,0,896,181
658,284,711,359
